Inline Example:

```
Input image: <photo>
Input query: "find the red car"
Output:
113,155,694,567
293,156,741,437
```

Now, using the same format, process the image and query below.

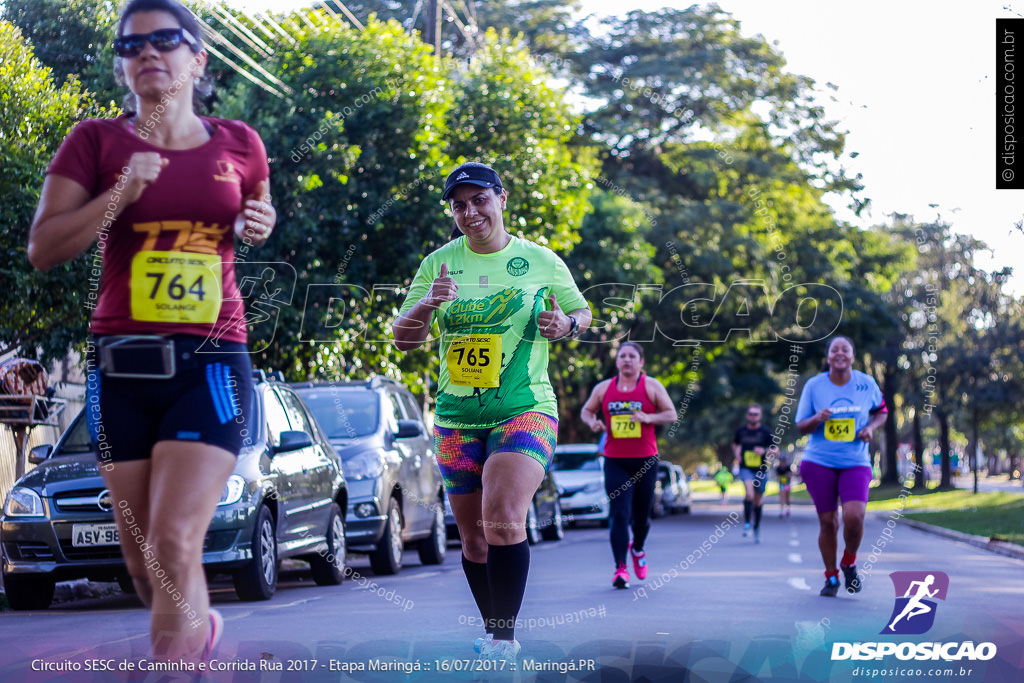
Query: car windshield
552,448,601,471
52,412,93,455
298,389,378,439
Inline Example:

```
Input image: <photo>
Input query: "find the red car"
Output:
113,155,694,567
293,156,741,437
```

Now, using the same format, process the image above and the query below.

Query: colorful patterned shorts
434,411,557,494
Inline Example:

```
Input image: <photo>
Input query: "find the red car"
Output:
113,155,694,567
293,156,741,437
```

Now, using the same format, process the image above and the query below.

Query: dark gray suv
1,371,348,610
292,378,446,575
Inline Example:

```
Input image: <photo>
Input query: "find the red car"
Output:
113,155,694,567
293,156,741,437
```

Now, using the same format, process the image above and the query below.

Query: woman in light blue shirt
795,336,887,598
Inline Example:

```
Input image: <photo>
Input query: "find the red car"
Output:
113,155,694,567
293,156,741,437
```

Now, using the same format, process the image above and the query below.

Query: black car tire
417,503,447,565
234,504,278,601
117,574,136,595
370,498,403,575
541,498,564,542
309,503,346,586
525,501,542,545
3,574,55,610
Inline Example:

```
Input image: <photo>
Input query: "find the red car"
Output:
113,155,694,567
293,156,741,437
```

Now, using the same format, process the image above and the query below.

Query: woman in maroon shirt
27,0,275,662
581,342,676,589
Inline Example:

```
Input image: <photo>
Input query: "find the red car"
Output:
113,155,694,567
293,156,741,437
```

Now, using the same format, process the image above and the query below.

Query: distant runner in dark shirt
732,404,772,542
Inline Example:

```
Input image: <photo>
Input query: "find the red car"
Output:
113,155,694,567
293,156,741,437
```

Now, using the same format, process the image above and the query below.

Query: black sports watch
563,315,580,340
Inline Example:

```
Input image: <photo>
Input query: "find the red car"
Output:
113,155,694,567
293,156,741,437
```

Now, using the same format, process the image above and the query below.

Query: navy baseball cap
442,162,503,200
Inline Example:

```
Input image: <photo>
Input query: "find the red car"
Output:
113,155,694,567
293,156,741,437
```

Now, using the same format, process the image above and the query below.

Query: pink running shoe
201,608,224,661
612,563,629,589
629,542,647,580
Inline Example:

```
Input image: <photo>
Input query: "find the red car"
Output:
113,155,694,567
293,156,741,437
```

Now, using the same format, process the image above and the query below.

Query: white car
653,462,691,516
552,443,609,527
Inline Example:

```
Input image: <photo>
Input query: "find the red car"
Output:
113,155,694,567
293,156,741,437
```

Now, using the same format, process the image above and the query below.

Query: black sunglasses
114,28,198,58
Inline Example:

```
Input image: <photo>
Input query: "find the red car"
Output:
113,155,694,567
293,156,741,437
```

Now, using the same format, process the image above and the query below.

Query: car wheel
417,503,447,565
117,574,136,595
681,505,691,515
309,503,346,586
3,574,55,610
370,498,403,575
541,498,564,542
233,505,278,601
525,501,542,545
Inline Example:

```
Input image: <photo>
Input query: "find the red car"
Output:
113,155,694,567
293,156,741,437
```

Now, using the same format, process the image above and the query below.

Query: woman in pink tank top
581,342,676,589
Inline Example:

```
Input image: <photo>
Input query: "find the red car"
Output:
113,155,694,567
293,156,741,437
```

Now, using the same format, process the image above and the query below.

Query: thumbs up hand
425,262,458,309
538,293,571,340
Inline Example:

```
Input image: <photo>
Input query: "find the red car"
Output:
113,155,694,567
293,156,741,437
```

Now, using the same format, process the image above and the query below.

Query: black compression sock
754,504,763,529
462,555,493,634
743,499,752,524
487,540,530,641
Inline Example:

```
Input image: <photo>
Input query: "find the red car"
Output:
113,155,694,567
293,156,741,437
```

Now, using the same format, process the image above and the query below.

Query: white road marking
788,577,811,591
787,553,803,564
789,539,800,547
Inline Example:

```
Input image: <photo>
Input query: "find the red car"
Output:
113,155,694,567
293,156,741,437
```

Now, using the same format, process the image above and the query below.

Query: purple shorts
799,460,872,514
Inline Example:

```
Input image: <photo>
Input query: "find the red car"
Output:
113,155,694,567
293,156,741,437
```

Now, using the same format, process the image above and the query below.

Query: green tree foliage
446,29,596,253
217,14,454,384
0,21,99,362
218,13,596,396
1,0,116,99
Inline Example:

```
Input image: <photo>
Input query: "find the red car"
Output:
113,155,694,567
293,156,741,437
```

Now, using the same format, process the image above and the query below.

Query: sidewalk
886,513,1024,561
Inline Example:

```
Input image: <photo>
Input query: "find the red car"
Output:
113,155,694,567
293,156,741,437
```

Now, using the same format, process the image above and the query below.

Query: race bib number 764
130,250,222,324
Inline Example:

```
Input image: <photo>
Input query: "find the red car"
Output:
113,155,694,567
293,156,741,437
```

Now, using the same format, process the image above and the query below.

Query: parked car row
1,372,449,611
2,384,691,613
552,444,691,526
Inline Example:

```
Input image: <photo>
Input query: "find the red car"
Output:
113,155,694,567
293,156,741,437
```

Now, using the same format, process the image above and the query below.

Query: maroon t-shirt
47,115,270,343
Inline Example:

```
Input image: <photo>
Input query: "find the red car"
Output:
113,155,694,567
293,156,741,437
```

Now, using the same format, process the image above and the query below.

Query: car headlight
345,451,385,480
583,481,603,494
4,487,46,517
217,475,246,507
354,502,377,518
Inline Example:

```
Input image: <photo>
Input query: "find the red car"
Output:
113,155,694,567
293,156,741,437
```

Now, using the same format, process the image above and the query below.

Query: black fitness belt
101,333,239,380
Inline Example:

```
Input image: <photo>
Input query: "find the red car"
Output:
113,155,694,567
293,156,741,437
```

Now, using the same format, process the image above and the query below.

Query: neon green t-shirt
399,236,588,429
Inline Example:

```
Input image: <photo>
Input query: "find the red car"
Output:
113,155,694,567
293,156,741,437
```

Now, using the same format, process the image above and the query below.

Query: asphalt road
2,497,1022,683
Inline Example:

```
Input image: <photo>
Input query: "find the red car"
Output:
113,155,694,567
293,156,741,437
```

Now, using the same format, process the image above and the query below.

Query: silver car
653,462,691,516
292,378,446,575
552,443,609,527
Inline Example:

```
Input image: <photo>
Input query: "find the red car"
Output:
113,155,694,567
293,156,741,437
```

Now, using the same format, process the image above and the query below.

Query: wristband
562,315,580,340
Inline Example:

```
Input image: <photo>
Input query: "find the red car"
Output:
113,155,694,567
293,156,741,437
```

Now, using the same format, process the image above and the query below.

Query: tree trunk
913,410,926,489
880,367,899,486
938,408,952,489
971,403,979,495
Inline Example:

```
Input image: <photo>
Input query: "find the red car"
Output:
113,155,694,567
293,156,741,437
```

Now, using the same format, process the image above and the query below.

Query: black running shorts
85,335,254,462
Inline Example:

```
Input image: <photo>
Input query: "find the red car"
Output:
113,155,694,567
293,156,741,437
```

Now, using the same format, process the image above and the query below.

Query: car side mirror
28,445,53,464
395,420,424,439
276,430,313,454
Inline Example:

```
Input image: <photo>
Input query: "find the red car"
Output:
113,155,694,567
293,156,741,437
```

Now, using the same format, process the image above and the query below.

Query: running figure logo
881,571,949,635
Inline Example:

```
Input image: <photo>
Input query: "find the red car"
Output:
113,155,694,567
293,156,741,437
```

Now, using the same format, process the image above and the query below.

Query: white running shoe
481,638,521,662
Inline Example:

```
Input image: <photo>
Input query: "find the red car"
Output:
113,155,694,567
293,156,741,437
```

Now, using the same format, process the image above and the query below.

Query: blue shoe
820,575,840,597
473,634,493,654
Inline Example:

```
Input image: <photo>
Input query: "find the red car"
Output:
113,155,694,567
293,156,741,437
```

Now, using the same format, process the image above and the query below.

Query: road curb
883,514,1024,561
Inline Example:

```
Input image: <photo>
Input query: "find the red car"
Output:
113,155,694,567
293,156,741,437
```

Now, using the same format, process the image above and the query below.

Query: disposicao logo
831,570,997,663
882,571,949,635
